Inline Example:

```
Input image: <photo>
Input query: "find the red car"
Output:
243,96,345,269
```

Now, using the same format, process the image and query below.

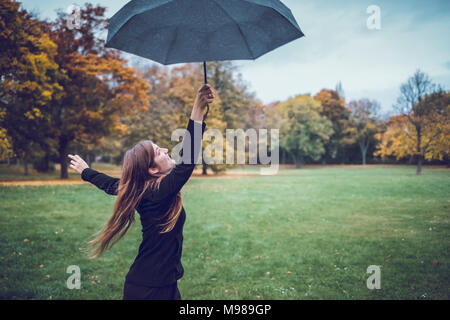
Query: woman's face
149,143,176,175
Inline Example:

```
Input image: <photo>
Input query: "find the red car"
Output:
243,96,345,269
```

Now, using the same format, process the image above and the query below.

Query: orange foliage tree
375,91,450,168
314,89,352,163
45,4,150,178
0,0,64,174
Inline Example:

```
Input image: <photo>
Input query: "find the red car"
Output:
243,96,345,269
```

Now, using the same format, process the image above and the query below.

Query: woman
68,84,215,300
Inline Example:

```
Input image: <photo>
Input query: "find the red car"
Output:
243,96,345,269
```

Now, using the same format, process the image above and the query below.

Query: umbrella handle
203,61,209,120
203,103,209,120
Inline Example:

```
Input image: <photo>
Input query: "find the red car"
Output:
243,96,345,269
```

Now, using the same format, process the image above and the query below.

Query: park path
0,179,88,186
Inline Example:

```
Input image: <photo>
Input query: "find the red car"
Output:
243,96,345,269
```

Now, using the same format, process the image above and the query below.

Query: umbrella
106,0,304,117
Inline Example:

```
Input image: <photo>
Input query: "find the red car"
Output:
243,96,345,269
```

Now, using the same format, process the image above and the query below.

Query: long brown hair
87,140,183,259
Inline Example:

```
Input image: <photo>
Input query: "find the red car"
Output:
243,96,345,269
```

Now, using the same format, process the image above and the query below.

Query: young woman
68,84,215,300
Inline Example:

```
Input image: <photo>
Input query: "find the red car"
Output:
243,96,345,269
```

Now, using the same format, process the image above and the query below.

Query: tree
205,61,257,129
0,107,14,161
314,89,352,164
198,61,261,173
374,91,450,167
393,69,444,175
0,0,64,174
46,4,150,178
266,94,333,168
335,81,345,100
347,99,381,165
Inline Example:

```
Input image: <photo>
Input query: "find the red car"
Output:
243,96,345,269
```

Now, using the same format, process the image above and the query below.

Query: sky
18,0,450,115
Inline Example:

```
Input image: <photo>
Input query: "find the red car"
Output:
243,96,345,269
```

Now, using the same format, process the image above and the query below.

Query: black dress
81,118,206,300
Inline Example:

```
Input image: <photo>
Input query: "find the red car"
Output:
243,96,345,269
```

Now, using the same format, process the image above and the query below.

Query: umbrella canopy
106,0,304,118
106,0,304,65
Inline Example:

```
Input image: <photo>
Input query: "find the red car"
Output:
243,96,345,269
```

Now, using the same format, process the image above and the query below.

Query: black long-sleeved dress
81,118,206,287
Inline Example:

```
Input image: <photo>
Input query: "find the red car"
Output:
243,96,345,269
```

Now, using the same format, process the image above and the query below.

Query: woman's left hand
68,154,89,174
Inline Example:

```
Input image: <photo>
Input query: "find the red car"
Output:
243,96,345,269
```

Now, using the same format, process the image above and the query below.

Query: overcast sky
19,0,450,115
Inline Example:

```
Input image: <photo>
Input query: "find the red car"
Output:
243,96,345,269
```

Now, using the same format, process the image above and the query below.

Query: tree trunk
360,140,369,165
86,153,94,167
416,154,423,175
202,157,207,175
43,150,50,172
59,137,69,179
37,146,51,172
293,152,303,168
416,126,422,176
23,157,29,176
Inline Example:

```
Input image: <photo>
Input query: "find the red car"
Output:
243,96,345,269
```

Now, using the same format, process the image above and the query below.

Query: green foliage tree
266,94,333,168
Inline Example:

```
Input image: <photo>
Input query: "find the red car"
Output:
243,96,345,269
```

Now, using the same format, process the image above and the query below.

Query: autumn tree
314,89,352,164
200,61,264,173
0,108,14,162
393,69,444,175
45,4,150,178
419,92,450,165
127,63,231,175
0,0,64,174
376,91,450,168
205,61,257,129
120,60,267,175
346,98,380,165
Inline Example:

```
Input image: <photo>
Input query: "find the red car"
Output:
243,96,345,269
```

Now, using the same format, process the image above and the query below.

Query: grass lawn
0,165,449,299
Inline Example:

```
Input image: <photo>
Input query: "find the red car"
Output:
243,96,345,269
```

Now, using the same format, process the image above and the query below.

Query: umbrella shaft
203,61,207,84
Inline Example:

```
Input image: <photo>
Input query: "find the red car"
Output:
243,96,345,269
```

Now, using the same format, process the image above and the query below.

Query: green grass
0,166,449,299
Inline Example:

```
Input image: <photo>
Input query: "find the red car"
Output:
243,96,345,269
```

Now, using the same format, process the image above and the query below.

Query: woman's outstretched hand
191,84,215,122
68,154,89,174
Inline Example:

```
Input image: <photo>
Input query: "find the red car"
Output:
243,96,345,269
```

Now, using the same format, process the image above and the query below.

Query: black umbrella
106,0,304,116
